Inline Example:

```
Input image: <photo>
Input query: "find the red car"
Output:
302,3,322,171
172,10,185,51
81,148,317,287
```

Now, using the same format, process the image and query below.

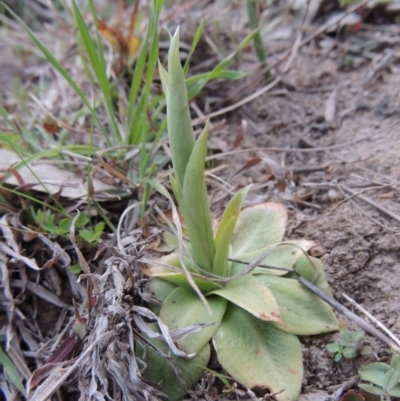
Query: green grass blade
187,29,258,99
0,346,26,396
128,0,164,145
183,19,205,76
4,4,111,146
246,1,266,63
72,0,122,144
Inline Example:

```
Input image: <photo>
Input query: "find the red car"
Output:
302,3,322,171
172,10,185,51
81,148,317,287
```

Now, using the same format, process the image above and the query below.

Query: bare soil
217,19,400,397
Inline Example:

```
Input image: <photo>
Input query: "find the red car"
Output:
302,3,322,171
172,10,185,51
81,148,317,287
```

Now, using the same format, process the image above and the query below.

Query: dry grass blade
133,306,196,359
11,280,73,310
0,242,40,270
27,331,114,401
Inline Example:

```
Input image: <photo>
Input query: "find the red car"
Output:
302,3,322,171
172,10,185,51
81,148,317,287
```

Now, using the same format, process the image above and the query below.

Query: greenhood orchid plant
139,28,338,401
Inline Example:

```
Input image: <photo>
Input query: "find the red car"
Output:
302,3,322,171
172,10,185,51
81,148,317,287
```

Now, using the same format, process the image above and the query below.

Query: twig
192,77,281,126
298,277,400,354
205,118,400,160
342,293,400,348
340,185,400,225
336,185,399,233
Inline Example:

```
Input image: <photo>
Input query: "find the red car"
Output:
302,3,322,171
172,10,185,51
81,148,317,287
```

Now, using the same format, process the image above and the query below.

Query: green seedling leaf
341,330,356,344
213,185,251,277
214,304,303,401
391,355,400,371
57,218,72,234
382,368,400,393
357,384,385,397
182,124,215,270
335,353,343,362
210,275,281,322
231,202,287,258
326,343,340,353
352,329,366,343
160,287,227,353
343,346,358,359
75,212,89,228
70,264,82,274
94,222,105,235
256,275,338,335
0,345,26,396
163,27,195,188
359,362,391,387
139,326,210,401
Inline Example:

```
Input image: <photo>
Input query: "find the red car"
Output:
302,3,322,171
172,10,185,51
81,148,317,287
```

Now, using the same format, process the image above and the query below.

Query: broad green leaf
255,275,338,335
231,203,288,257
214,304,303,401
392,355,400,371
293,254,333,296
164,28,195,188
182,124,215,270
160,287,227,353
358,384,385,397
147,278,177,314
359,363,391,386
139,328,210,401
210,275,281,322
231,240,315,276
383,369,400,393
213,185,251,277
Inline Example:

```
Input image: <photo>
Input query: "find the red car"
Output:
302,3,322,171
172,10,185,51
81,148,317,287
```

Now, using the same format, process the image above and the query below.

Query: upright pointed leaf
164,28,195,188
214,304,303,401
210,275,281,322
231,203,287,257
256,275,338,335
213,185,251,277
160,287,227,353
182,124,215,270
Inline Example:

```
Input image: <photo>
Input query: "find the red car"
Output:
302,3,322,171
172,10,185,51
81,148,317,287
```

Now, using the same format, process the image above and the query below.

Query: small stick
342,293,400,348
340,185,400,225
298,277,400,354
